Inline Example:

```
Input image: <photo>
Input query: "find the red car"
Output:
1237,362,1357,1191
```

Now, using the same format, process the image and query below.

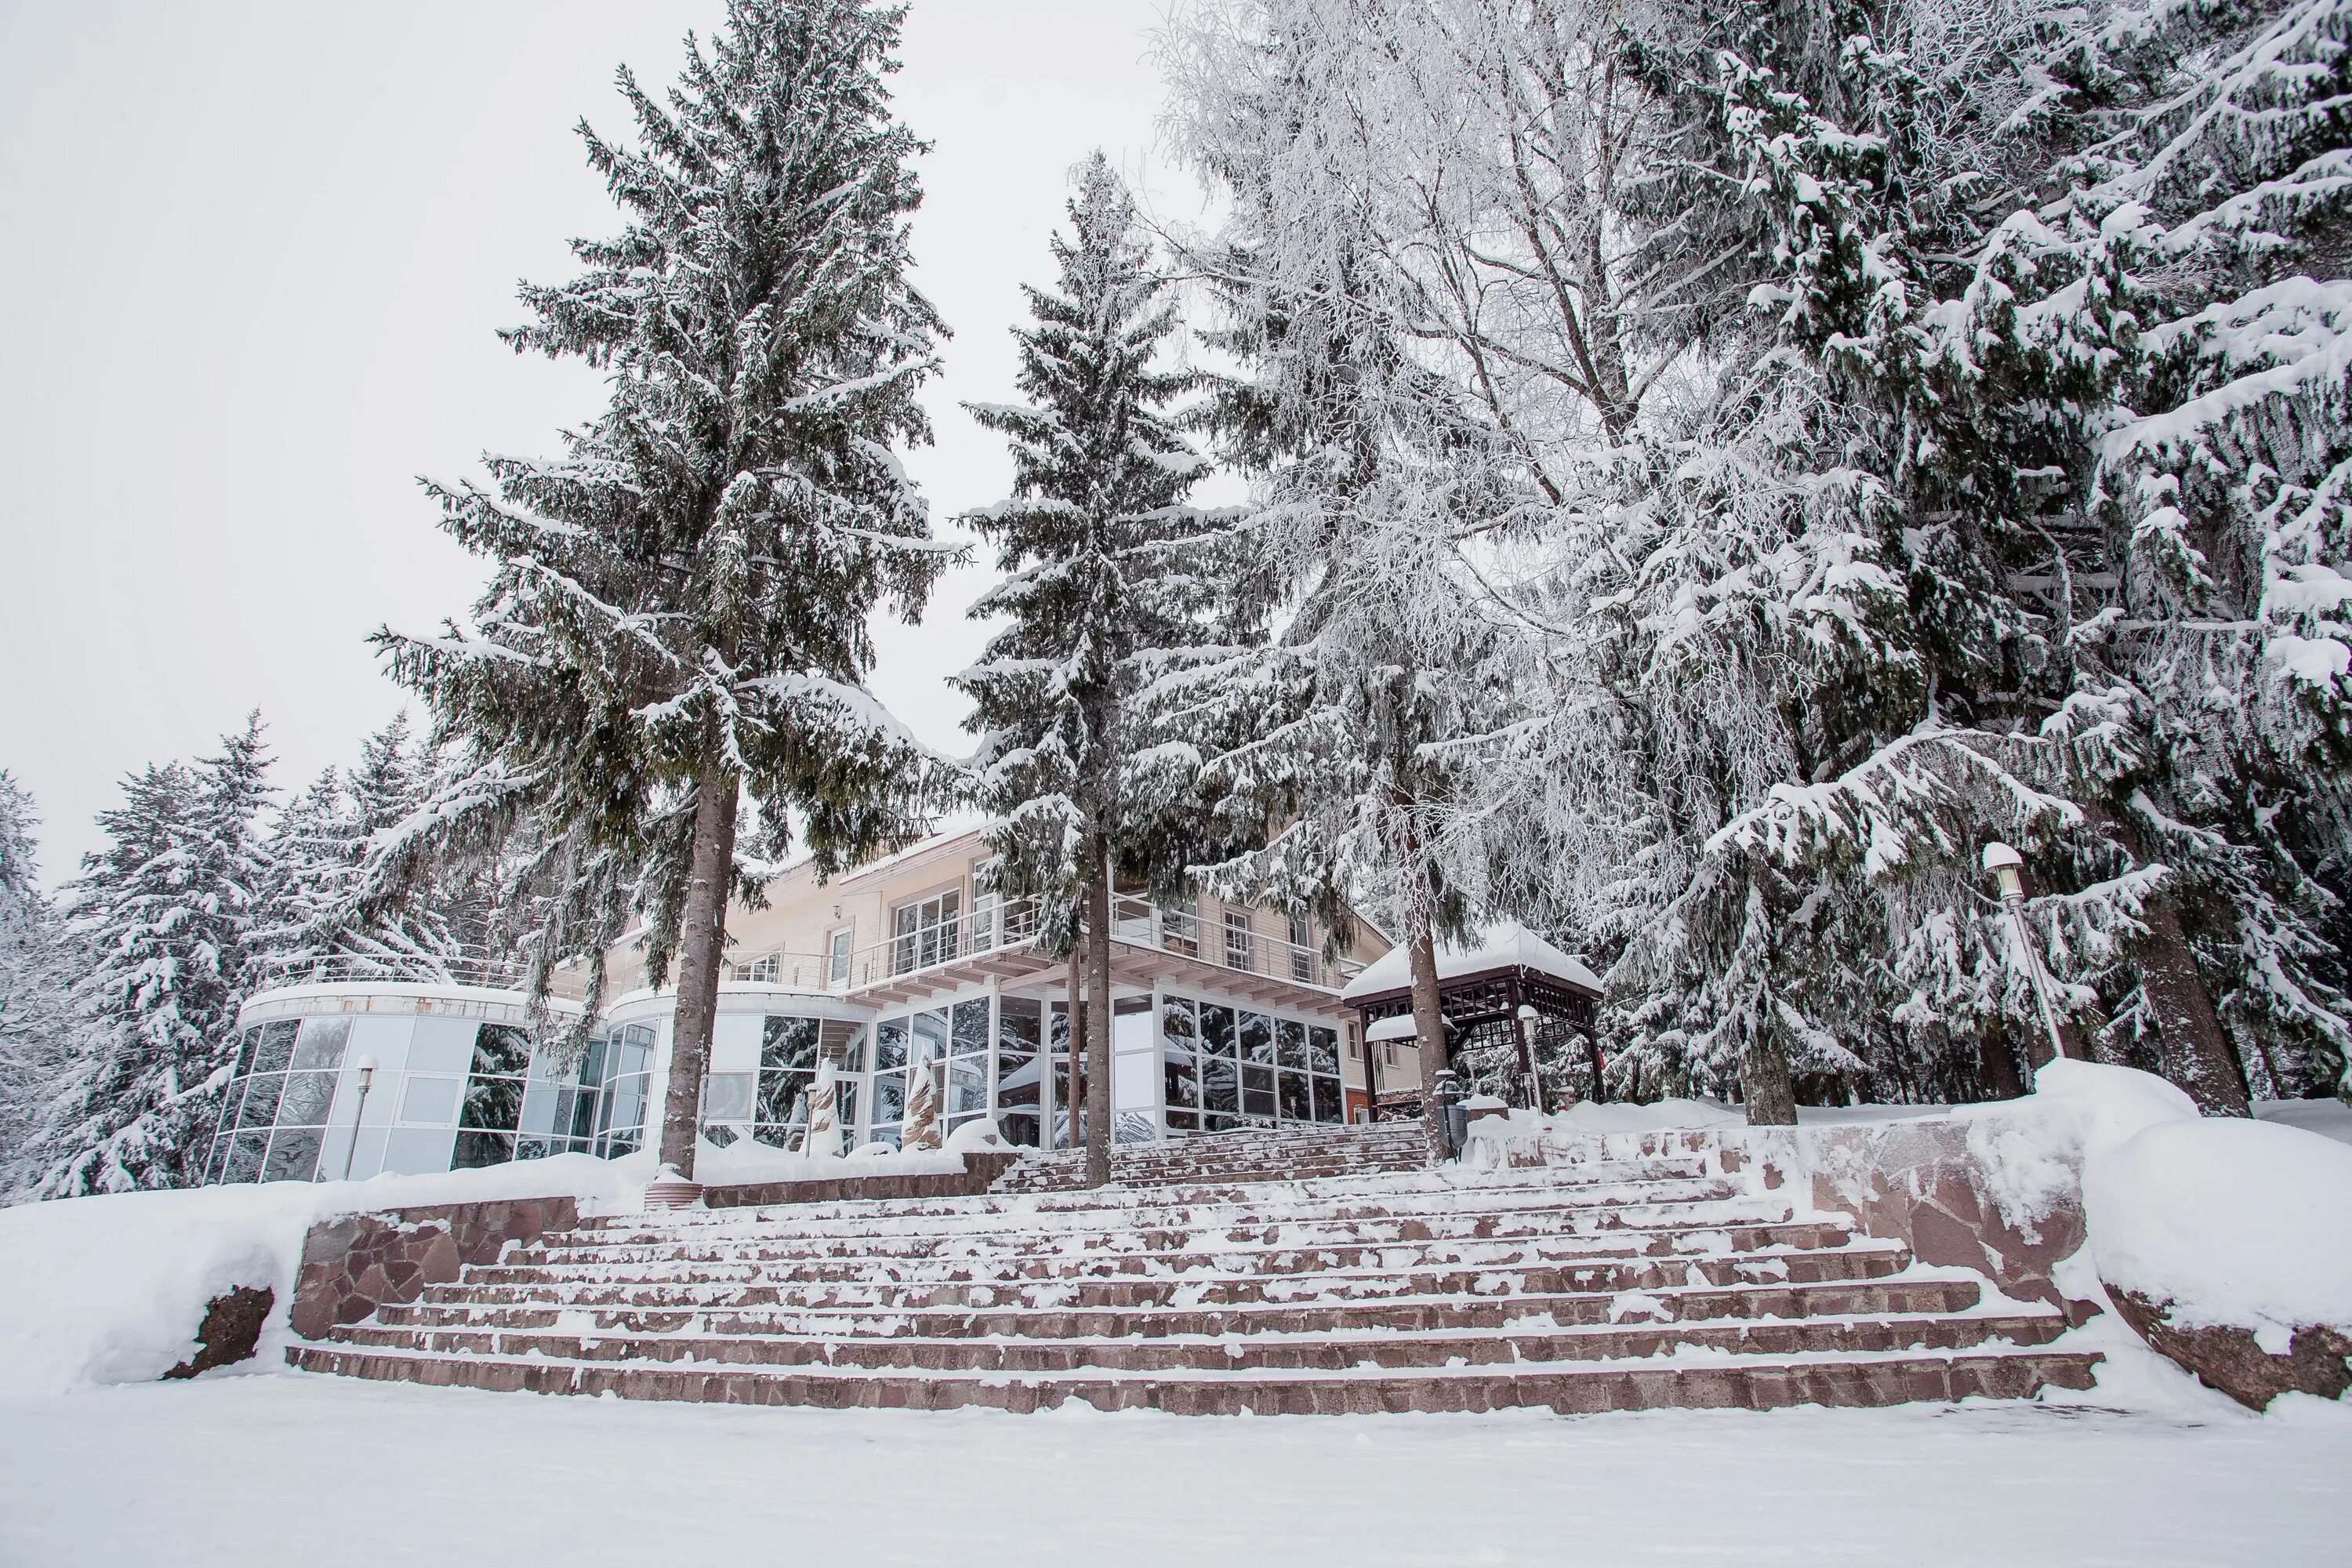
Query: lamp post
339,1054,378,1181
1980,843,2073,1071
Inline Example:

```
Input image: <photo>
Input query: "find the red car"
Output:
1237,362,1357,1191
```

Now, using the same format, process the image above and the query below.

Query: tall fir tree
0,773,89,1195
377,0,952,1185
262,713,464,981
31,717,274,1196
957,152,1241,1185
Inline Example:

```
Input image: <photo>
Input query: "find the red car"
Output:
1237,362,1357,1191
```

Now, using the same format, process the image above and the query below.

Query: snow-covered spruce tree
31,717,274,1195
378,0,951,1185
1162,9,1519,1154
260,713,466,982
2043,0,2352,1104
956,153,1243,1187
0,774,89,1194
1579,0,2352,1114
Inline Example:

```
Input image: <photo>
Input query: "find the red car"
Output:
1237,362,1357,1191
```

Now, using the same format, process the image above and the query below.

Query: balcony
723,893,1364,1007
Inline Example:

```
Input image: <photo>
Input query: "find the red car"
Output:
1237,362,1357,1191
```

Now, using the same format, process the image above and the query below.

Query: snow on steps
287,1124,2099,1414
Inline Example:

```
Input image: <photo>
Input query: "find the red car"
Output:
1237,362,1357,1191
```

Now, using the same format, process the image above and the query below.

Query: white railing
252,951,534,990
720,892,1364,998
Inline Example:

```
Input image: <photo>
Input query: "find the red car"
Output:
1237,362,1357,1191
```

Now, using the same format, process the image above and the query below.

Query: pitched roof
1338,921,1602,1004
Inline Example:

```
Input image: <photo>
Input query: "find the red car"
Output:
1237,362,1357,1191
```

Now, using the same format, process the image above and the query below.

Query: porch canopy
1342,923,1604,1112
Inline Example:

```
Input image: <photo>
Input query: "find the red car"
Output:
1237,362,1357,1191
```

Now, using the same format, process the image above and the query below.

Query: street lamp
339,1054,378,1181
1981,843,2071,1071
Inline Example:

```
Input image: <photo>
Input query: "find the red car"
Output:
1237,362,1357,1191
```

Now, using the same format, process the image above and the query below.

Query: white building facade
206,829,1392,1185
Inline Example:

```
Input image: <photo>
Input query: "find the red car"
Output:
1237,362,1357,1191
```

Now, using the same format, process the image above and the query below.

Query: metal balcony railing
718,893,1363,998
252,951,535,990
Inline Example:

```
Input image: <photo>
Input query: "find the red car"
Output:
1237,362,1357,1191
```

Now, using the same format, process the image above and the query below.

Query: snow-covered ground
0,1372,2343,1566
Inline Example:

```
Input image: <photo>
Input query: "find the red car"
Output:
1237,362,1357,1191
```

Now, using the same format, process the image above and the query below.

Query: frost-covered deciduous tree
1163,6,1521,1153
377,0,953,1185
1162,0,2352,1120
31,717,274,1196
957,152,1242,1185
0,774,89,1196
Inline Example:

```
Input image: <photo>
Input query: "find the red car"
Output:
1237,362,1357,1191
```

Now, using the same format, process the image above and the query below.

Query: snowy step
460,1218,1864,1290
568,1171,1737,1246
286,1340,2102,1415
662,1157,1725,1229
320,1305,2068,1374
377,1274,1986,1341
528,1192,1780,1264
416,1241,1909,1314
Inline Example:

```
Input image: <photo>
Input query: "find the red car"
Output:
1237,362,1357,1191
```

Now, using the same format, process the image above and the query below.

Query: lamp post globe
1980,842,2071,1072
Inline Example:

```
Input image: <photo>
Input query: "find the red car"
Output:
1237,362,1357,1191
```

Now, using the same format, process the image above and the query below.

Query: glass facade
202,1011,649,1186
206,978,1353,1184
698,1014,864,1152
1161,993,1341,1134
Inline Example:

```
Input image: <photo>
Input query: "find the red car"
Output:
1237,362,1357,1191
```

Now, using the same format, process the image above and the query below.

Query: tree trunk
1978,1032,2026,1101
657,769,739,1180
1063,928,1084,1153
1083,862,1113,1189
1404,890,1450,1164
2137,897,2252,1116
1741,1029,1798,1126
2081,800,2249,1116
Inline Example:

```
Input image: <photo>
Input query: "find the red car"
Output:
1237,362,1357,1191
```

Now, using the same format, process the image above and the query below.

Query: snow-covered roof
1365,1014,1420,1042
1339,921,1602,1004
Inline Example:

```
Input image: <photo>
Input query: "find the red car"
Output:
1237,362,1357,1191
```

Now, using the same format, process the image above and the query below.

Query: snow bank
1555,1098,1744,1134
0,1154,652,1399
2013,1058,2199,1160
2256,1096,2352,1147
691,1127,1015,1186
2087,1117,2352,1347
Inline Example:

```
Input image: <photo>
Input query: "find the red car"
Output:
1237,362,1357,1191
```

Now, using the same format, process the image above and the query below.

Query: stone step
569,1171,1737,1240
321,1305,2068,1374
524,1192,1780,1264
376,1275,1987,1340
286,1340,2103,1415
622,1159,1722,1230
416,1241,1908,1312
459,1218,1862,1290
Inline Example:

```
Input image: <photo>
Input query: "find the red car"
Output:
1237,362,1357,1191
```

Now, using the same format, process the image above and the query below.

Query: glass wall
203,1010,646,1186
829,989,1348,1151
697,1014,864,1152
1160,994,1341,1134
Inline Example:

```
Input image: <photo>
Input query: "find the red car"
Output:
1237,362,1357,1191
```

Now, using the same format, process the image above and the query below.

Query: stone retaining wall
1473,1113,2092,1316
703,1150,1020,1208
290,1196,580,1340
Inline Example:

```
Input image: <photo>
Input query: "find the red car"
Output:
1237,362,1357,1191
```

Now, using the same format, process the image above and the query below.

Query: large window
946,998,990,1135
205,1015,351,1185
205,1010,634,1186
889,890,962,975
995,996,1043,1148
1159,996,1341,1134
1222,909,1254,971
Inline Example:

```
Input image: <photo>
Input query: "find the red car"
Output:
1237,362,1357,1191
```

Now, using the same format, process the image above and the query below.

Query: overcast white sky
0,0,1216,886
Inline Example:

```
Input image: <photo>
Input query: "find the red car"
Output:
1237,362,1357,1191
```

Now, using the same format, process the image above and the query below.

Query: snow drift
0,1154,650,1399
2087,1116,2352,1348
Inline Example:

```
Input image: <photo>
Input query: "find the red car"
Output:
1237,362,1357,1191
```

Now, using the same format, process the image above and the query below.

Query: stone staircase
990,1120,1432,1192
288,1125,2100,1414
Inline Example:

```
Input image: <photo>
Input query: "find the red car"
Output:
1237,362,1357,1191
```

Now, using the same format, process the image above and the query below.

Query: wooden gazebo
1342,923,1604,1117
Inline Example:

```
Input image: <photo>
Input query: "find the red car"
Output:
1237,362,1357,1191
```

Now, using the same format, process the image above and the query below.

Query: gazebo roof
1340,921,1602,1004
